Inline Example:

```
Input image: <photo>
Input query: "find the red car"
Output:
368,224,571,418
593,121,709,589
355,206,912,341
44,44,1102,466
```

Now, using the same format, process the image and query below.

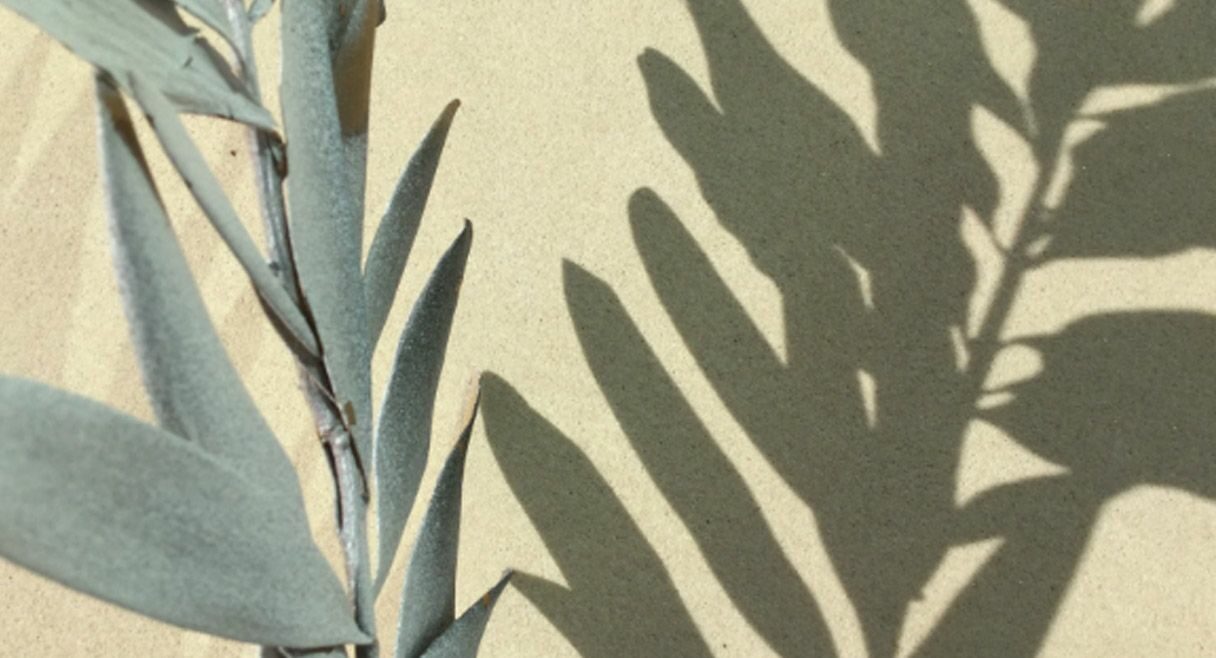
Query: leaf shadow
485,1,1216,656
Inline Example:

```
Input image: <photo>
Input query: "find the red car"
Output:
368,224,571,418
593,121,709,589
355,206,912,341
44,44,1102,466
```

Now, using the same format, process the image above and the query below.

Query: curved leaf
0,0,273,128
364,100,461,349
126,75,319,357
394,381,479,658
374,223,473,591
281,0,372,463
96,76,303,501
0,376,367,647
418,572,513,658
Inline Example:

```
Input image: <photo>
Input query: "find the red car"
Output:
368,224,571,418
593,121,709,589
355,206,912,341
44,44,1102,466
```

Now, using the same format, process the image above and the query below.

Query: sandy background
2,1,1216,656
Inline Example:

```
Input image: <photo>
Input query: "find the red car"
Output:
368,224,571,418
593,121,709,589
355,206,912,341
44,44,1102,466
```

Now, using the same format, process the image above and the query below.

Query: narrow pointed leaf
0,377,368,647
332,0,378,259
127,75,319,357
374,223,473,592
281,0,372,463
418,572,513,658
96,76,302,500
364,100,461,349
282,0,372,464
0,0,274,128
394,383,480,658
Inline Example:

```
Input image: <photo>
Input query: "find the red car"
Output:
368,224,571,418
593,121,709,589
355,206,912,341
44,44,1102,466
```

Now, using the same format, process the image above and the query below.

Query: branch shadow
486,1,1216,656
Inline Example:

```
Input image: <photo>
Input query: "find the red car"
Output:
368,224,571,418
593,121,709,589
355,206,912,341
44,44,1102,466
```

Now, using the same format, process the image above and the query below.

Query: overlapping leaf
0,377,367,647
97,76,303,500
126,74,318,357
0,0,273,128
280,0,372,462
394,383,479,657
375,223,473,590
418,572,513,658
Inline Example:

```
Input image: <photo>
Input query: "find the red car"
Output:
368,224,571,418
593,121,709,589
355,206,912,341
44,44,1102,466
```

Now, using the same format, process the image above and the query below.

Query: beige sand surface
1,1,1215,656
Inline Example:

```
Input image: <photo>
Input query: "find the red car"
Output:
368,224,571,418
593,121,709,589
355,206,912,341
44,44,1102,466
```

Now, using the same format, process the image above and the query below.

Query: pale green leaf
374,223,473,592
126,74,319,358
418,572,513,658
332,0,378,262
0,376,368,647
0,0,274,128
394,383,480,658
96,75,301,501
173,0,237,50
248,0,273,22
364,100,461,350
280,0,372,464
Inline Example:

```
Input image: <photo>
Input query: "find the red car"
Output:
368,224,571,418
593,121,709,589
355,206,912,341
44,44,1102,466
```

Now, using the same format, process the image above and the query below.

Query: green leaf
374,223,473,593
96,75,302,501
418,572,513,658
394,381,479,658
0,0,274,129
126,74,319,358
248,0,274,22
364,100,461,350
173,0,238,51
0,377,368,647
331,0,379,264
280,0,372,464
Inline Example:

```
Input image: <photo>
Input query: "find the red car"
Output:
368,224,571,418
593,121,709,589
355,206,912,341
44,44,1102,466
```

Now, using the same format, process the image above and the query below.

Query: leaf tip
480,570,513,609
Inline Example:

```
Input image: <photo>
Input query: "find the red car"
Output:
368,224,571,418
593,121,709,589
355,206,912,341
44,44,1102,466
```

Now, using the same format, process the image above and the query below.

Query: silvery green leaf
281,0,372,464
126,75,319,358
364,100,461,350
394,382,480,658
97,76,302,501
0,0,274,129
332,0,378,261
374,223,473,592
418,572,513,658
248,0,273,22
0,376,369,648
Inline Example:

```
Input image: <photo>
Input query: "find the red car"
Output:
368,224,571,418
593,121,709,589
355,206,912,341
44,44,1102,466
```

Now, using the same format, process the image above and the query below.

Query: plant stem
225,3,376,655
303,380,378,657
222,0,299,297
965,173,1054,391
333,428,379,658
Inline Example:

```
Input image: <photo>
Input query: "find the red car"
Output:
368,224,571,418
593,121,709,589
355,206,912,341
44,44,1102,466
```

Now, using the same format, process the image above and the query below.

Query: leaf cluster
0,1,509,656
